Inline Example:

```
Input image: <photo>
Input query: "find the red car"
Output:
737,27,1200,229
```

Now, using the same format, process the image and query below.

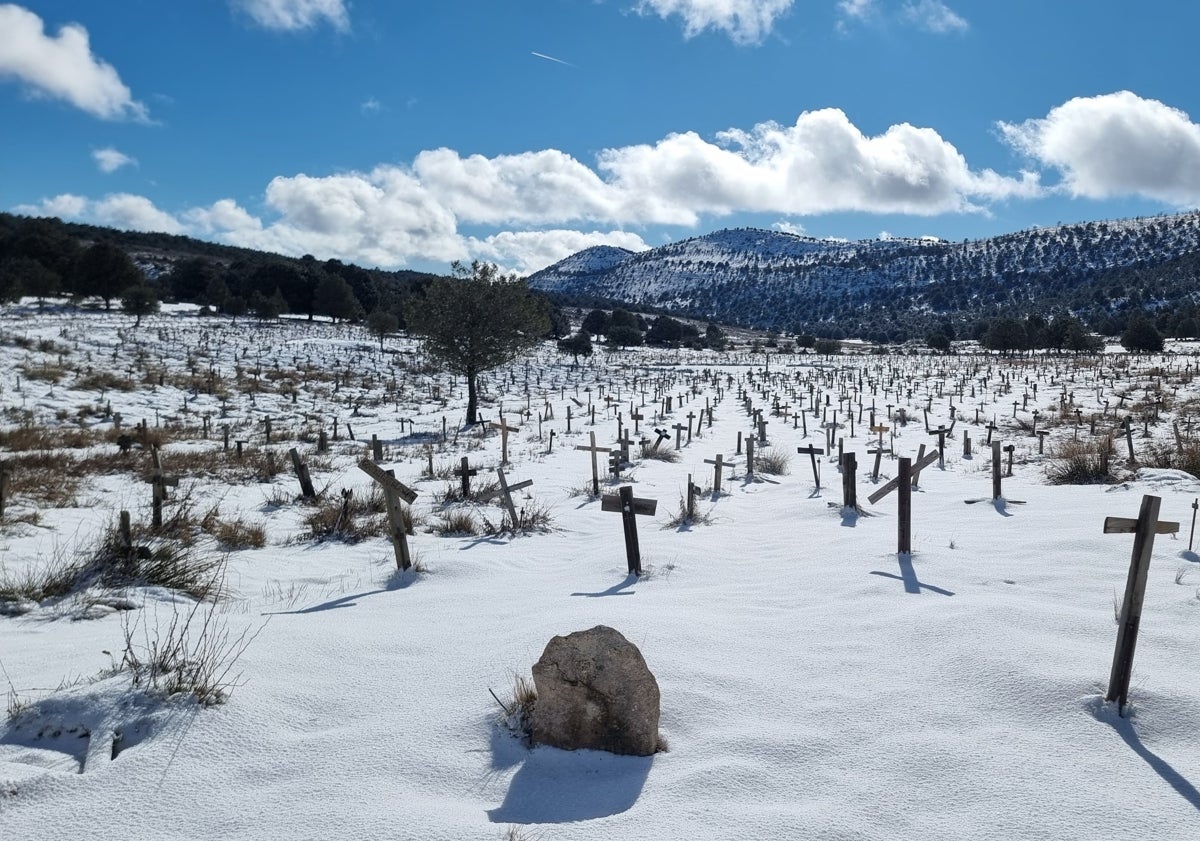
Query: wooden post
842,452,857,510
601,485,658,575
288,448,317,499
962,430,972,458
992,441,1002,500
1124,416,1136,464
371,434,383,463
357,458,418,570
1190,498,1198,552
147,450,179,531
745,436,755,477
119,510,133,552
1104,495,1179,713
575,432,611,496
897,458,912,554
0,464,9,520
911,443,928,487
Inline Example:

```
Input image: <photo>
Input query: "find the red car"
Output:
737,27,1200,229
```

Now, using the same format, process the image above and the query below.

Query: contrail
531,51,575,67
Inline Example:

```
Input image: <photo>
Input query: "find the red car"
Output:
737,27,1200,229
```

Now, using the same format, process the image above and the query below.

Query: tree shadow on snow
487,744,652,824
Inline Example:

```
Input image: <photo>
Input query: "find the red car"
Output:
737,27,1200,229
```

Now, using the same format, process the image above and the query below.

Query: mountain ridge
528,211,1200,340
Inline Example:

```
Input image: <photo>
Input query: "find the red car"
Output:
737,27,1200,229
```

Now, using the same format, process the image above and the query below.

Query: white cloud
93,147,136,173
772,220,807,235
997,91,1200,205
14,107,1046,272
0,4,147,120
17,193,183,234
469,230,650,276
360,97,382,115
232,0,349,31
837,0,876,21
901,1,968,33
634,0,794,45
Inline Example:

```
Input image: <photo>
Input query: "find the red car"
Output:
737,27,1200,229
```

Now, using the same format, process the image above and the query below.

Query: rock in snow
531,625,661,756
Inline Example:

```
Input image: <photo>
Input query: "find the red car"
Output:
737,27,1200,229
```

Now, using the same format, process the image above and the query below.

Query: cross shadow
808,487,823,499
263,570,416,615
1180,550,1200,564
571,575,638,598
1092,703,1200,811
993,498,1015,517
487,746,652,824
840,506,860,528
870,553,955,596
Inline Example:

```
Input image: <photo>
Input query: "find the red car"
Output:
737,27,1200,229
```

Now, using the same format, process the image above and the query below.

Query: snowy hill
528,212,1200,340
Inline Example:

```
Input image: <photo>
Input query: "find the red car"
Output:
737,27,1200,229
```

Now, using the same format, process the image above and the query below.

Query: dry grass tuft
1046,436,1117,485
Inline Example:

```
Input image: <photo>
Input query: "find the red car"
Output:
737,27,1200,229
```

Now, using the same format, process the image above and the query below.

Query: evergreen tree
410,261,550,425
72,241,142,309
366,309,399,350
121,284,160,327
1120,314,1164,353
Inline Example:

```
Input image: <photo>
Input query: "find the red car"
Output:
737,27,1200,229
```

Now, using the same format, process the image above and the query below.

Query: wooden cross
1104,494,1179,714
650,428,670,454
965,441,1025,505
489,414,521,465
841,452,858,509
630,410,644,434
928,424,953,469
571,429,609,494
867,449,940,554
796,444,824,488
672,422,687,450
704,453,736,494
357,458,418,570
601,485,658,575
480,468,534,532
454,456,478,498
756,417,768,444
685,411,696,443
868,446,886,481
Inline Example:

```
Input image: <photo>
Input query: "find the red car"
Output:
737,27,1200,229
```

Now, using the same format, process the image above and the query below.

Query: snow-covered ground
1,304,1198,840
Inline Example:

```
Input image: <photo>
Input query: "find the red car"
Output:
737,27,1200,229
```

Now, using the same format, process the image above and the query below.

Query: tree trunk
466,370,478,425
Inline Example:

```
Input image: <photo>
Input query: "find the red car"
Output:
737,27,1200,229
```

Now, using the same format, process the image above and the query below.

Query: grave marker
601,485,658,575
356,458,418,570
1103,494,1179,714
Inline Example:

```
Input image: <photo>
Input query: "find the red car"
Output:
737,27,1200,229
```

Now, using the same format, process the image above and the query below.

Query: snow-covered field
1,304,1198,840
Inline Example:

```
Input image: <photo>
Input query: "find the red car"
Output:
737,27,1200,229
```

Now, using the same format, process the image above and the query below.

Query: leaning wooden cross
796,444,824,488
357,457,419,570
867,449,940,554
601,486,658,575
480,468,533,532
1103,494,1179,714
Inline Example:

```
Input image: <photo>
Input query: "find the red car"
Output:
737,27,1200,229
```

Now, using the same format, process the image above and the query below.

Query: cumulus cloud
635,0,794,45
0,4,147,120
901,1,968,33
469,230,650,276
17,193,183,234
837,0,876,22
93,147,136,173
998,91,1200,205
15,107,1046,272
232,0,349,31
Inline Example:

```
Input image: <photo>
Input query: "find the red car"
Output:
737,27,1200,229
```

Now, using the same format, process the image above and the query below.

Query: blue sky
3,1,1199,275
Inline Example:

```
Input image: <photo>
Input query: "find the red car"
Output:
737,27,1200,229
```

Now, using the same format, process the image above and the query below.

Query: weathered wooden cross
490,414,520,465
965,441,1025,505
704,453,735,494
1103,494,1179,714
796,444,824,488
601,485,658,575
867,449,940,554
357,458,419,570
455,456,478,498
480,468,534,532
